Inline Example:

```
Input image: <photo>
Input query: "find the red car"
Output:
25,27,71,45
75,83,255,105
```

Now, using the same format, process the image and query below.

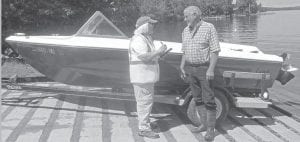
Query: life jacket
128,34,159,84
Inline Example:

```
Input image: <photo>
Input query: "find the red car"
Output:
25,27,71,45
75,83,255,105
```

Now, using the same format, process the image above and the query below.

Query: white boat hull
5,35,288,92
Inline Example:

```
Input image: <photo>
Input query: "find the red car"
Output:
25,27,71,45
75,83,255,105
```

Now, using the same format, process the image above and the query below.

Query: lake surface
154,10,300,93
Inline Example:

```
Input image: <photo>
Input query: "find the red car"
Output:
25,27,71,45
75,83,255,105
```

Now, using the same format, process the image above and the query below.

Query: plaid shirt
182,21,220,64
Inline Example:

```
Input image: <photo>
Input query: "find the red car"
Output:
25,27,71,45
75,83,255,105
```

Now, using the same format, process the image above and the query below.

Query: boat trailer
2,70,275,126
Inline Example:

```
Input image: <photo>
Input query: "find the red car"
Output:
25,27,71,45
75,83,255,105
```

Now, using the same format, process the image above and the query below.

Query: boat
5,11,297,125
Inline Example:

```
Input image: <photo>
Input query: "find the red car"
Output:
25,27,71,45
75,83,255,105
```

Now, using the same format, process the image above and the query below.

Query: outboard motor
276,53,298,85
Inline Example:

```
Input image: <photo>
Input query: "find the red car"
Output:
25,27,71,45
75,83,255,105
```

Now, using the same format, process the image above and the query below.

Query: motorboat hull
6,37,284,92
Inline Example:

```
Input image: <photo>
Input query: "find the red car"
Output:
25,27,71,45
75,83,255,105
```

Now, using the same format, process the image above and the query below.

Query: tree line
2,0,259,56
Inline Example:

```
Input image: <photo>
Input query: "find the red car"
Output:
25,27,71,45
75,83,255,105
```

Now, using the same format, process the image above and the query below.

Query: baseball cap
135,16,158,28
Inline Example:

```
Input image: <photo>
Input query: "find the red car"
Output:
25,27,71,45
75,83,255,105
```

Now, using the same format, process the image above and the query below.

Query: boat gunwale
7,40,284,64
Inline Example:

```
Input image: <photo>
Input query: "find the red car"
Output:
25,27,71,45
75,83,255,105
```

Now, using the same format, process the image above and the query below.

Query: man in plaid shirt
180,6,220,141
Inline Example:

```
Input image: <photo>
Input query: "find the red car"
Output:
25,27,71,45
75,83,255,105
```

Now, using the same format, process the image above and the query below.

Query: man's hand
180,68,187,80
138,42,167,62
157,42,167,55
206,69,214,80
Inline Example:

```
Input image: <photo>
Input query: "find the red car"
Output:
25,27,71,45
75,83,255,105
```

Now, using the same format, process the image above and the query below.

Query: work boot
150,121,159,129
150,122,160,133
204,109,216,141
191,105,207,133
138,130,160,139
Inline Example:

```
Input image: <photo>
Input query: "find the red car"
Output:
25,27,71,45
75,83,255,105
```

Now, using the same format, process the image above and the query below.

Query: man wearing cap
129,16,167,139
180,6,221,141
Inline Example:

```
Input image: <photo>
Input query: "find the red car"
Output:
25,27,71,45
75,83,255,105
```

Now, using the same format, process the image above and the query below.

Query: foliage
2,0,258,36
2,0,125,54
2,0,259,56
2,0,112,35
235,0,258,14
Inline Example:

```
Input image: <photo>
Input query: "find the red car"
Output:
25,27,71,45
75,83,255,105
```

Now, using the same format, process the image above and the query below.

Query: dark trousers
185,65,216,110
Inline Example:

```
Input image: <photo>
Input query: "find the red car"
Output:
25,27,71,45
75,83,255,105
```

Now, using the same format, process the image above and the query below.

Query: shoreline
261,6,300,11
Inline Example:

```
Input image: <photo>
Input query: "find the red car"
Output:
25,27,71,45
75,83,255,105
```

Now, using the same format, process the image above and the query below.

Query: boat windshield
74,11,128,38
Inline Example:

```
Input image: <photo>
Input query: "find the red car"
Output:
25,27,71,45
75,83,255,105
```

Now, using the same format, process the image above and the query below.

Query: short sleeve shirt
130,35,149,56
182,21,220,64
129,34,154,62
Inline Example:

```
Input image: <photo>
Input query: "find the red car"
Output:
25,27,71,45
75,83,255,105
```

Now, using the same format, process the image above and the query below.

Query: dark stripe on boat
6,96,44,142
70,97,86,142
39,95,65,142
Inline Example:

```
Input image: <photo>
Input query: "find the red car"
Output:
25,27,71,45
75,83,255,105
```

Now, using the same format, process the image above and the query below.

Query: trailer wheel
187,89,230,126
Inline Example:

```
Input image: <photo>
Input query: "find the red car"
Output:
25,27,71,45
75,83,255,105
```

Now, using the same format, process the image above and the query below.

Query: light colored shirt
182,21,220,64
129,34,159,84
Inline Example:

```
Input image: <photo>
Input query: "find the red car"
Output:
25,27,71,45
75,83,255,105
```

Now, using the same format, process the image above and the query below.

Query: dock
2,81,300,142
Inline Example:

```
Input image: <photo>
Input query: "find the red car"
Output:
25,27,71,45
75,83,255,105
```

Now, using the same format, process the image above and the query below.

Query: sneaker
138,130,160,139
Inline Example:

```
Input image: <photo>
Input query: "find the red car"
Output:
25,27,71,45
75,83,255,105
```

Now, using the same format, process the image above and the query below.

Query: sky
257,0,300,7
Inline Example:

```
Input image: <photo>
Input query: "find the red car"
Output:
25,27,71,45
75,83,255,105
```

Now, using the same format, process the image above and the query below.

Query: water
154,10,300,93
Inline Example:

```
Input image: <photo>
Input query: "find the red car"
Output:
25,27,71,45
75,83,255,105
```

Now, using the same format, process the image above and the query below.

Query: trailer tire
187,89,230,126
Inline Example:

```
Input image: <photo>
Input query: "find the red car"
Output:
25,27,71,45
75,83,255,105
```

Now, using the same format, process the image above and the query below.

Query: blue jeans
185,65,216,110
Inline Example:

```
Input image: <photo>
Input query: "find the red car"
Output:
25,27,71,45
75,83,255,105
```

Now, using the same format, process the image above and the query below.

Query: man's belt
186,62,209,67
130,60,157,65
